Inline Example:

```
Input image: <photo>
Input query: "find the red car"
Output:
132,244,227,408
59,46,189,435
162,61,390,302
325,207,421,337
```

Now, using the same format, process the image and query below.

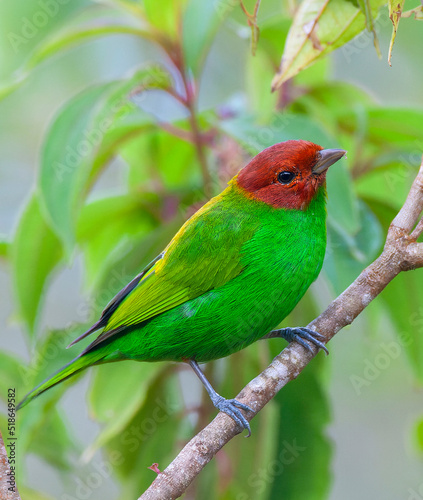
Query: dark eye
277,171,296,184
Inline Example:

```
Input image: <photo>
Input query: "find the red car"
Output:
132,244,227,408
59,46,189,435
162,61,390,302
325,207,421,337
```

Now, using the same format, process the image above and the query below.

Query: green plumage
18,178,327,409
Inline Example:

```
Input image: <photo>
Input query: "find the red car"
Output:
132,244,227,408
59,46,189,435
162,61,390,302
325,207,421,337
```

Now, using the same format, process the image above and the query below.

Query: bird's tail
17,351,105,410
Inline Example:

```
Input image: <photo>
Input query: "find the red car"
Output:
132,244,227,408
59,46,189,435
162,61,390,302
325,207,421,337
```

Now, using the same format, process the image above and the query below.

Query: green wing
73,194,257,352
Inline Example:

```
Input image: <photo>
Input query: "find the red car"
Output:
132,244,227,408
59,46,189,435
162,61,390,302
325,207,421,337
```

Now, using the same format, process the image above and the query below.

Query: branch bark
139,159,423,500
0,431,21,500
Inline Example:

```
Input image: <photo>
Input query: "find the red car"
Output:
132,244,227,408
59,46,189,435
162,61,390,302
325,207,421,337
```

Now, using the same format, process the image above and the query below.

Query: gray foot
188,359,254,436
266,327,329,355
210,394,254,437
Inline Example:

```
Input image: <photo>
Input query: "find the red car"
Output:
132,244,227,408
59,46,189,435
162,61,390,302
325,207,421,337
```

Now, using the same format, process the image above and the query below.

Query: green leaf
333,107,423,188
388,0,405,65
379,270,423,382
11,195,63,335
246,47,280,119
271,0,385,90
366,108,423,146
354,195,423,381
359,196,397,230
402,6,423,20
39,67,169,254
0,235,8,258
78,131,199,291
84,362,163,459
326,158,359,234
102,370,182,498
88,107,154,186
27,408,76,471
355,160,421,216
39,82,116,254
290,82,373,135
217,112,334,155
324,200,383,294
77,194,158,288
143,0,187,39
0,351,23,403
268,357,332,500
16,328,84,471
356,0,381,57
414,417,423,454
0,4,155,101
123,129,198,191
26,6,154,70
0,73,28,102
256,15,292,66
21,326,86,395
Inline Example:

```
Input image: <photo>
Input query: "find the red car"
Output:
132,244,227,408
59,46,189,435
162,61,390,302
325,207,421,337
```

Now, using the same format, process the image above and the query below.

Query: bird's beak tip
313,148,346,174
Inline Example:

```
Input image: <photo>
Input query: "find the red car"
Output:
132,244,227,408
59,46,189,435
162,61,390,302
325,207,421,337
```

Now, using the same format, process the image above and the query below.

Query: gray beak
313,148,346,174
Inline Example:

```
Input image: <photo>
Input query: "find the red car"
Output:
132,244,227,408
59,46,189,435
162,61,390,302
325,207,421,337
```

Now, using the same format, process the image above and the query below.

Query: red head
236,140,346,210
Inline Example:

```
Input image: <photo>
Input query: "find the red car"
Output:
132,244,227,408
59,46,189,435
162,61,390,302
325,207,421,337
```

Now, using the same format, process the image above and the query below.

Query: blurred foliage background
0,0,423,499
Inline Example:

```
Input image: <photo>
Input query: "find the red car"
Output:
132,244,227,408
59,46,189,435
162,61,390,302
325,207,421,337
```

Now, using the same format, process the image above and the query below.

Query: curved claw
188,360,255,436
270,327,329,355
211,395,254,437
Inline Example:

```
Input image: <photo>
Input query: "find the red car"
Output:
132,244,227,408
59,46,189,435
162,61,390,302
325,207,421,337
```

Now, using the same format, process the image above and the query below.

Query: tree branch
0,431,21,500
138,157,423,500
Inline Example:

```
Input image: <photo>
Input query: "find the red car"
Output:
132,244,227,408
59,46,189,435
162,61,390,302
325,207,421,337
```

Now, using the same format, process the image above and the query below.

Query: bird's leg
188,360,254,437
262,327,329,355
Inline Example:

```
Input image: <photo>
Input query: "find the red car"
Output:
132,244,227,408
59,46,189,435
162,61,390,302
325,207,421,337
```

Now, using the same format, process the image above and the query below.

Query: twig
176,45,213,198
240,0,262,55
184,90,213,198
157,122,194,143
138,157,423,500
411,218,423,240
0,430,21,500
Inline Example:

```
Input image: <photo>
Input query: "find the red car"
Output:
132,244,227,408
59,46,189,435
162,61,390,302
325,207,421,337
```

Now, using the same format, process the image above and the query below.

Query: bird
17,140,345,436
